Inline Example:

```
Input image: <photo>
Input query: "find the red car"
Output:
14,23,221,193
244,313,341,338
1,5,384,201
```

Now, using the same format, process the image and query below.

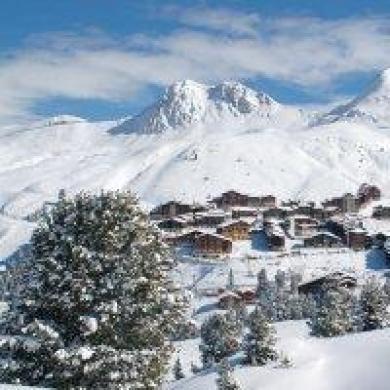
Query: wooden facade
217,220,251,241
347,229,370,250
304,232,342,248
150,201,193,219
194,233,232,255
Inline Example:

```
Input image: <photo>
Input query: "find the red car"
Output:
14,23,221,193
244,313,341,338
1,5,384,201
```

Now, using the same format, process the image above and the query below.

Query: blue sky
0,0,389,123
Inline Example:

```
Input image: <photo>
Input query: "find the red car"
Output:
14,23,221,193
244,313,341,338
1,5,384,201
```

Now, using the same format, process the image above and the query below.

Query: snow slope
318,68,390,127
167,321,390,390
2,74,390,257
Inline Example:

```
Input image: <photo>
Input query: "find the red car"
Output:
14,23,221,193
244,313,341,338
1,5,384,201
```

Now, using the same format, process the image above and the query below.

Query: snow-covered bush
0,190,182,389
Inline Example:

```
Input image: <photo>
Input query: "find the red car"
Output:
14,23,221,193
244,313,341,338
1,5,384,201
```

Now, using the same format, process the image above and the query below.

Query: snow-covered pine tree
275,270,286,291
244,306,277,365
256,269,276,321
216,358,242,390
227,268,235,291
0,190,182,389
308,286,353,337
290,272,302,295
382,277,390,305
360,277,388,331
173,357,185,380
200,313,240,367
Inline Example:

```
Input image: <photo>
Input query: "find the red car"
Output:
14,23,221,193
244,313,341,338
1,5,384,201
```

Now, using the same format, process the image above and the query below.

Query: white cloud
0,9,389,125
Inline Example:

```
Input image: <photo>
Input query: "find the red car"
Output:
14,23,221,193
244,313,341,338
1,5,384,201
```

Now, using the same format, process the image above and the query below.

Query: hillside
1,72,390,257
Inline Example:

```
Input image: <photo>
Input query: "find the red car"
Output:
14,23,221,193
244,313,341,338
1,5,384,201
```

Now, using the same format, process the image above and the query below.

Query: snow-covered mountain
318,68,390,127
2,74,390,257
113,80,304,134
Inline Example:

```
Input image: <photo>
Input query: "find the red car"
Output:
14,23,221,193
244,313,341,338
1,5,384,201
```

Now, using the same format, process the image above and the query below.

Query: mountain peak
317,68,390,127
113,80,290,134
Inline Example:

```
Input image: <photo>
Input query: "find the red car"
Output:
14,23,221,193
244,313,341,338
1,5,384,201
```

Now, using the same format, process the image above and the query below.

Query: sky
0,0,389,124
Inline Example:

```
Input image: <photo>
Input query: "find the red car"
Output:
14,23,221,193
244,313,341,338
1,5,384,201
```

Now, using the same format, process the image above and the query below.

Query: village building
194,210,227,227
218,291,242,309
210,190,250,209
346,229,370,250
217,220,252,241
262,207,288,220
268,232,285,251
157,217,188,232
171,230,204,246
194,233,232,255
322,193,359,214
372,205,390,219
258,195,277,208
357,183,381,206
292,216,319,237
303,232,343,248
231,206,258,219
210,190,277,210
150,200,193,219
236,288,256,304
298,272,357,296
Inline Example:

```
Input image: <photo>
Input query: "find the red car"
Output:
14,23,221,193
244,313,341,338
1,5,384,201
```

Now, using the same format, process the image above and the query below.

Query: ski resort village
2,2,390,389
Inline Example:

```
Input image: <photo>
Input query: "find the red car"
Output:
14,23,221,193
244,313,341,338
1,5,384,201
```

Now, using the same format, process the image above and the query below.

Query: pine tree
256,269,276,321
275,270,286,291
200,313,240,367
244,306,277,365
360,277,388,331
0,190,182,389
227,268,235,290
173,357,185,380
308,286,353,337
216,358,242,390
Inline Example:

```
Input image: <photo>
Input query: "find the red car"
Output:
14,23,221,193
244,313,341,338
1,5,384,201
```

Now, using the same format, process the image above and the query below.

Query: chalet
236,288,256,304
303,232,342,248
342,193,359,213
217,220,251,241
268,232,285,251
218,291,242,308
150,201,193,219
258,195,277,209
211,190,250,209
281,200,300,208
231,207,258,219
210,191,276,210
293,216,319,237
324,219,347,240
322,193,359,214
157,217,187,231
298,272,357,295
372,205,390,219
347,229,370,251
263,207,288,220
264,223,285,251
194,210,227,227
194,233,232,255
173,230,204,246
357,183,381,206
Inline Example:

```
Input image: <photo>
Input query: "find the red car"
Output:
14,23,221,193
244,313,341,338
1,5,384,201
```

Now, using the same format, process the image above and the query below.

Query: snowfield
167,321,390,390
1,75,390,257
2,72,390,389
